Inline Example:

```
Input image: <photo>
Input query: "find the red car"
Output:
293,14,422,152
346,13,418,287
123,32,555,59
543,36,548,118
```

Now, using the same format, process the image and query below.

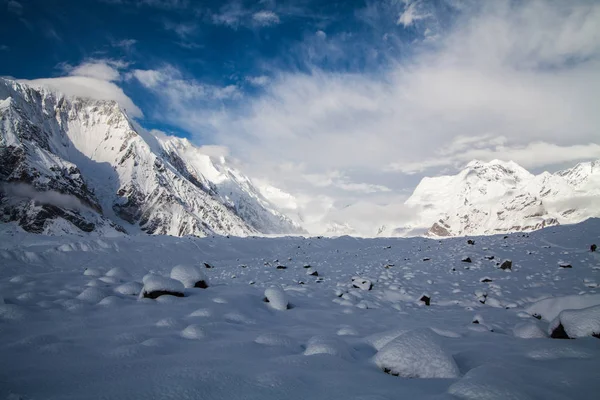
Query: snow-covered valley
1,219,599,399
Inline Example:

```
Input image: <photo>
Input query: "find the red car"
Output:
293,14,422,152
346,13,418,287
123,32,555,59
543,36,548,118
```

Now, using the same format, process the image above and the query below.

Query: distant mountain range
380,159,600,237
1,77,598,238
0,78,304,236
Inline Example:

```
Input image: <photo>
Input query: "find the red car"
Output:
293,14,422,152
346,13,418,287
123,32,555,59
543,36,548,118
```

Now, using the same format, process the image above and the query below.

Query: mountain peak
0,78,304,237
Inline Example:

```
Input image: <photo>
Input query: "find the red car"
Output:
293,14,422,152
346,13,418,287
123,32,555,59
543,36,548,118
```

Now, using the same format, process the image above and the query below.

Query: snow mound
98,296,121,306
304,335,353,360
114,282,143,296
255,333,297,347
181,324,206,340
363,328,408,350
513,322,548,339
264,287,288,310
526,294,600,320
373,329,460,378
549,305,600,339
170,264,208,288
188,308,212,318
83,268,102,277
140,274,184,299
448,364,535,400
76,287,108,303
105,267,130,279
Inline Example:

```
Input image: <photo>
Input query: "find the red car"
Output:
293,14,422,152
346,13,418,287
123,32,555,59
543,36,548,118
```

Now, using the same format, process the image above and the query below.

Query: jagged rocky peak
0,77,304,237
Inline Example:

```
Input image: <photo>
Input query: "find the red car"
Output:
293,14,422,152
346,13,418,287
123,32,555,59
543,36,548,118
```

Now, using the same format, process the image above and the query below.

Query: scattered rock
591,244,597,252
484,255,495,260
276,265,287,270
303,264,312,269
461,257,472,263
467,239,475,245
559,263,572,269
480,277,493,283
352,277,372,291
307,270,319,276
422,257,431,261
419,295,431,306
203,262,214,269
550,323,571,339
499,260,512,270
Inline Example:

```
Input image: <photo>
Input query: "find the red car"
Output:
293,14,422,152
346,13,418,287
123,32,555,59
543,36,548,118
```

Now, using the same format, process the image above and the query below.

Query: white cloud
210,3,282,29
164,21,197,39
397,1,430,27
246,75,270,86
19,59,142,118
113,38,137,50
252,11,280,26
68,61,122,81
132,66,241,101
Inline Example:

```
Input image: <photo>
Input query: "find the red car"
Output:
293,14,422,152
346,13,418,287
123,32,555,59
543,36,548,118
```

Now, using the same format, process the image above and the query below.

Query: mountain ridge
386,158,600,237
0,77,304,237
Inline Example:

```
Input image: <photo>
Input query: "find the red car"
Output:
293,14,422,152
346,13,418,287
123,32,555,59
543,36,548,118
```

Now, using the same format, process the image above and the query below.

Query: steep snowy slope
0,78,303,236
397,159,600,237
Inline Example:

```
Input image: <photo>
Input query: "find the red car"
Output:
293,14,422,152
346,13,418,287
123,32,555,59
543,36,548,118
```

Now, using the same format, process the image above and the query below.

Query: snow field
0,219,599,399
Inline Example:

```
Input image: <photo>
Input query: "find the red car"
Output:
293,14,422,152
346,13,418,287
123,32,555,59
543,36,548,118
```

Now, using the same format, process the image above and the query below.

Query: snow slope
0,77,303,237
393,159,600,237
0,218,599,399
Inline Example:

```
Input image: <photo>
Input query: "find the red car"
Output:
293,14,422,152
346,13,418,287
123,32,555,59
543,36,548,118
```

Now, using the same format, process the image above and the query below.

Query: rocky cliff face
0,78,304,236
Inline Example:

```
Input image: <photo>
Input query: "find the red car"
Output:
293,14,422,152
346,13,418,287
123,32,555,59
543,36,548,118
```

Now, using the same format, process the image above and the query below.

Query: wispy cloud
210,2,282,29
20,59,142,117
6,0,23,15
252,10,280,27
164,21,197,39
112,38,137,50
397,0,431,27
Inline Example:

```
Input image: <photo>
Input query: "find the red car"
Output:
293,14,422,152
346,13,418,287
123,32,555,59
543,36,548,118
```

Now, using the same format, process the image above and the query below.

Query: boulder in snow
170,264,209,288
525,294,600,321
373,329,459,378
549,305,600,339
263,287,289,310
499,260,512,270
352,277,372,291
140,274,185,299
461,256,472,263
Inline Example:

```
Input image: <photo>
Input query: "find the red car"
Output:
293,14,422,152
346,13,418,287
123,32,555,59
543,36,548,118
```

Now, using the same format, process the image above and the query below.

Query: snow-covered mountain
389,159,600,237
0,78,304,236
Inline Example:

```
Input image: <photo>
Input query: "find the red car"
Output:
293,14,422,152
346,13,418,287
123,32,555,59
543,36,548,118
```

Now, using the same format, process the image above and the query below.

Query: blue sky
2,0,600,232
1,0,447,138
